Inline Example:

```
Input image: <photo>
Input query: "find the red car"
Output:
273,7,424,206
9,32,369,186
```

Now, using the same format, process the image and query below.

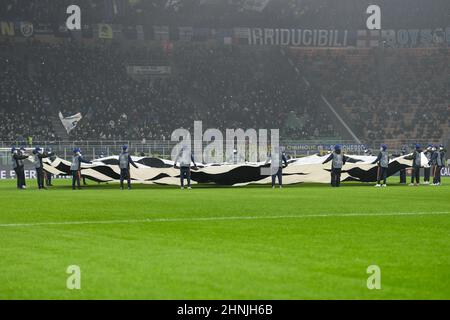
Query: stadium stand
0,40,337,141
1,0,449,29
0,0,449,147
291,47,450,146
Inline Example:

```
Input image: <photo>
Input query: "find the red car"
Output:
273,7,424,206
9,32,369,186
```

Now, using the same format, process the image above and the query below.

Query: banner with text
1,21,450,48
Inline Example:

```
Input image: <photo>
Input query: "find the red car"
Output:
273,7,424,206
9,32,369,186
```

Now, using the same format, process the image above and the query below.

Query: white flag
243,0,270,12
59,112,82,134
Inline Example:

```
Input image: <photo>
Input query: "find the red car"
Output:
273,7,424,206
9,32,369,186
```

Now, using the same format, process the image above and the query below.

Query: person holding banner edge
322,144,348,187
119,145,139,190
265,147,288,189
32,147,53,190
372,144,389,187
174,146,198,189
11,147,28,189
70,148,92,190
429,144,447,186
409,144,422,186
423,144,433,184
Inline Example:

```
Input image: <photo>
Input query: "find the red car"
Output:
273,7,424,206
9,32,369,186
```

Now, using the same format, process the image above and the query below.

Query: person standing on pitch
71,148,91,190
45,147,55,186
266,147,288,188
119,145,138,190
423,144,433,185
32,147,53,189
11,147,28,189
174,146,197,189
430,144,446,186
322,144,347,187
372,144,389,187
399,146,408,184
409,144,422,186
428,145,438,185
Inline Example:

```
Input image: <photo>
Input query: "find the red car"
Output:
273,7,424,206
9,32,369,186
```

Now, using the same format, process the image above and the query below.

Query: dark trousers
120,168,131,189
411,166,420,184
14,167,26,188
180,167,191,187
399,169,406,183
72,170,81,189
331,168,342,187
271,168,283,187
377,166,388,185
433,166,442,184
424,167,431,182
45,171,52,186
36,167,45,189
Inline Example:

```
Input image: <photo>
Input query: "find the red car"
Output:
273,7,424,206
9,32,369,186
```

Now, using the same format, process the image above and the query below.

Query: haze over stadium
0,0,449,303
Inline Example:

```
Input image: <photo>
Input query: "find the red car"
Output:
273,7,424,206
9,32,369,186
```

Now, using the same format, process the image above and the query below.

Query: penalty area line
0,211,449,228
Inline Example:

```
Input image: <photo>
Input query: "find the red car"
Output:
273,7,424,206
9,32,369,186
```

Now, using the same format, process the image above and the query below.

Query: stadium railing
2,138,440,164
0,139,360,161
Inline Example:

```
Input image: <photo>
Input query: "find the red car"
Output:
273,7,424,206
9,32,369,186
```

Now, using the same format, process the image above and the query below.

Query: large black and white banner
40,153,419,186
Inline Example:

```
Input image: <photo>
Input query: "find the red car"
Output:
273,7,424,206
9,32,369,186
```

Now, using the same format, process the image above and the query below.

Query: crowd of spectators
0,46,55,141
2,36,448,145
292,47,450,143
0,40,336,142
1,1,449,146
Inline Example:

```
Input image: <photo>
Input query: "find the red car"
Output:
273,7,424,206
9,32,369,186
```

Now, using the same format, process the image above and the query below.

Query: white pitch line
0,211,449,228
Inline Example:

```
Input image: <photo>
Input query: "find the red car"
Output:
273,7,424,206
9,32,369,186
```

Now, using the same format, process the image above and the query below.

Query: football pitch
0,178,449,299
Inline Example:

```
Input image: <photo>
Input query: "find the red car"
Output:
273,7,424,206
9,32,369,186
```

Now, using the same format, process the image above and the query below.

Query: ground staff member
372,144,389,187
45,147,56,186
32,147,53,189
174,147,198,189
266,148,288,188
11,147,28,189
71,148,92,190
430,144,446,186
322,145,348,187
409,144,422,186
119,145,138,190
423,144,433,184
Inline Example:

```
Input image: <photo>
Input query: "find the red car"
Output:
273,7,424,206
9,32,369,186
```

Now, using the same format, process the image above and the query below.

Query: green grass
0,178,449,299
